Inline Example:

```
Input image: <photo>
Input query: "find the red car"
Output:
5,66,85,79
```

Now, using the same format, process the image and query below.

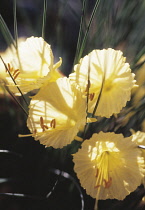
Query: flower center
103,79,113,92
95,151,112,189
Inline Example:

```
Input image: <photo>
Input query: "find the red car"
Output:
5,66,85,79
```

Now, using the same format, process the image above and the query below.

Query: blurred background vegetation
0,0,145,209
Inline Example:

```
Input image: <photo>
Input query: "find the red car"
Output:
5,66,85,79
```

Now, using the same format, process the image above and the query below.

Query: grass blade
0,55,29,108
13,0,18,48
42,0,47,39
0,14,16,48
73,0,87,66
77,0,100,63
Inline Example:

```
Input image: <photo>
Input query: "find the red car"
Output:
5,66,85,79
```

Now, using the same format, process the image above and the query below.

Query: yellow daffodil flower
2,36,62,95
21,77,87,148
132,131,145,151
132,131,145,184
70,48,136,118
73,132,144,200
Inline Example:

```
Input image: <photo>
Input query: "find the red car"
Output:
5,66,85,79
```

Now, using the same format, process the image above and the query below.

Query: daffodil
132,131,145,183
2,36,62,95
73,132,144,200
21,77,86,148
132,131,145,150
70,48,136,118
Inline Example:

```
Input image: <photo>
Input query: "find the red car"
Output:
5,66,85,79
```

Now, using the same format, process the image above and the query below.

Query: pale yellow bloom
132,131,145,149
24,77,86,148
3,36,62,94
73,132,144,200
132,131,145,184
70,48,136,118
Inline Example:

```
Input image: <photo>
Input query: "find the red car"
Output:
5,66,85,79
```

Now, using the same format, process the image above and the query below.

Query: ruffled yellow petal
26,77,87,148
70,48,136,118
73,132,144,200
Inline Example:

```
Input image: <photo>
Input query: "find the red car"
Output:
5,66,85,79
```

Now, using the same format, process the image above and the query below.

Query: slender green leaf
42,0,47,39
73,0,87,66
77,0,100,62
0,55,29,108
0,14,16,48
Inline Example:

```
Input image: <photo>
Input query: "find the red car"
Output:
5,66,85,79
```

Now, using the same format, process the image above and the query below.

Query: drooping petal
26,77,87,148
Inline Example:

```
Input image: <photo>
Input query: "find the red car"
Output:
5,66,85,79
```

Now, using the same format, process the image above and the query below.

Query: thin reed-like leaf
3,85,28,116
83,63,105,140
0,55,29,108
13,0,22,70
131,46,145,69
0,15,16,48
73,0,87,66
91,73,105,117
42,0,47,39
77,0,100,62
13,0,18,48
83,56,91,140
40,0,47,74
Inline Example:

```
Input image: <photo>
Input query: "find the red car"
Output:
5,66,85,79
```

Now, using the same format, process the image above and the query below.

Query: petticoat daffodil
24,77,86,148
73,132,144,200
132,131,145,153
4,36,62,94
132,131,145,184
70,48,136,118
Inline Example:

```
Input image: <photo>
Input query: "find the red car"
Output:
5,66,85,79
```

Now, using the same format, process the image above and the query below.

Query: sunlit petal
73,132,144,200
27,77,87,148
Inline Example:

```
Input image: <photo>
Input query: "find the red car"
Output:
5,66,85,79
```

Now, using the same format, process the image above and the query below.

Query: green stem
91,74,105,117
4,84,28,116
